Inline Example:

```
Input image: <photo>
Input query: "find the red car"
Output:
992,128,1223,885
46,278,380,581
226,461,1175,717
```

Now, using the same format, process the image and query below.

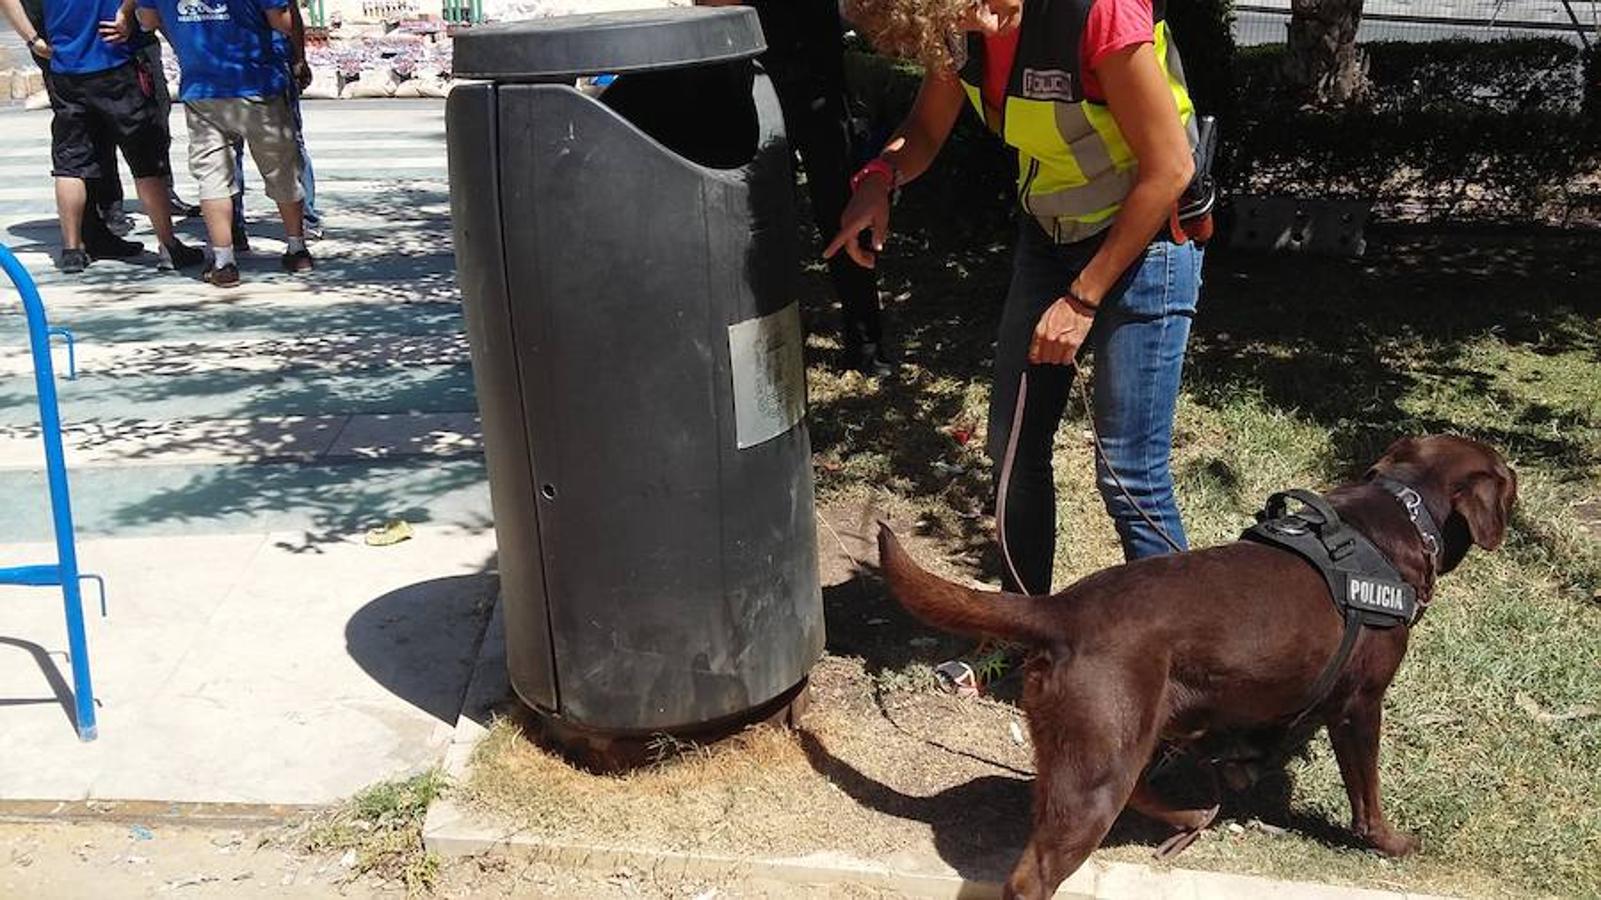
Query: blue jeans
987,218,1203,592
231,80,319,234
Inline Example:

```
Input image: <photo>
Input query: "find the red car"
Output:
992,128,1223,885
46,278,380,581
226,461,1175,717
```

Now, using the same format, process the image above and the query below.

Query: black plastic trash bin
447,7,824,762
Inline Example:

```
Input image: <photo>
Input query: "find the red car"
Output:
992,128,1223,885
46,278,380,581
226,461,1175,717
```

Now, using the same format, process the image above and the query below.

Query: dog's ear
1452,468,1516,551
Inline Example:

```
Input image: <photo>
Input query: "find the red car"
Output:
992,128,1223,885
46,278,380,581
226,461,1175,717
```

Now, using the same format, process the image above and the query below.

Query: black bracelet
1066,288,1099,313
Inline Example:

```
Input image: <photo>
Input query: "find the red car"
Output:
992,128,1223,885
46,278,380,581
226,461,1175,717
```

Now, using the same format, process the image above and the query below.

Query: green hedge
1232,39,1597,220
1237,38,1584,114
1586,45,1601,127
842,37,1599,224
1165,0,1238,125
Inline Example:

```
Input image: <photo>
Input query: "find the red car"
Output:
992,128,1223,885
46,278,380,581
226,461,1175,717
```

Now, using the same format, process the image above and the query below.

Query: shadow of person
344,572,499,725
795,727,1192,883
797,722,1370,884
0,635,80,733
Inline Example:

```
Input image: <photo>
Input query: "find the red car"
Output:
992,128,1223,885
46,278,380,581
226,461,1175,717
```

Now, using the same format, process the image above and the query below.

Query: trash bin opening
599,62,760,171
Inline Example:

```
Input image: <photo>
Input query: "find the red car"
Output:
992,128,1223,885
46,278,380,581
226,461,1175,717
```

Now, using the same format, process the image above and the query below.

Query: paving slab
0,364,476,427
0,413,484,470
326,412,482,461
0,333,469,378
0,416,348,469
1,299,464,344
0,526,497,804
0,457,490,542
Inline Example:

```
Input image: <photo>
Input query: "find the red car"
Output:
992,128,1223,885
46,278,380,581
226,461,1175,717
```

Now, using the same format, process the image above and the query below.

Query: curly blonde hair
843,0,972,71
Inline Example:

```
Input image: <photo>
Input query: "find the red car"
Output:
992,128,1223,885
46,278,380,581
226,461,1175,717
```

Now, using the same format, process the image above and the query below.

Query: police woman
826,0,1205,693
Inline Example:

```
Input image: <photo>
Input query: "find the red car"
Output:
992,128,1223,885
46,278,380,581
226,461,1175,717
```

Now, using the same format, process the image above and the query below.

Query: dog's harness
1241,479,1445,730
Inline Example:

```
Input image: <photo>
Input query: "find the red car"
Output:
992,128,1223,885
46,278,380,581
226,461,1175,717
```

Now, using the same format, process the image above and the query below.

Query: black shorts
49,62,170,181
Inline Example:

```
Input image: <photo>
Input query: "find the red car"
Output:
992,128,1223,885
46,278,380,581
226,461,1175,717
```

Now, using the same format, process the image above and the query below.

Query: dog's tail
877,524,1059,646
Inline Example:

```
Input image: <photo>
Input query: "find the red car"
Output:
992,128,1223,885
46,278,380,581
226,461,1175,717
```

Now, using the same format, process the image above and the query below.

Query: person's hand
1029,295,1097,366
823,175,892,269
97,10,134,43
295,60,313,90
28,36,54,60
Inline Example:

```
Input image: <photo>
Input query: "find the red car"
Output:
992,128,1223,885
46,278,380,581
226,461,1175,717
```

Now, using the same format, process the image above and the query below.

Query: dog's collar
1372,476,1444,572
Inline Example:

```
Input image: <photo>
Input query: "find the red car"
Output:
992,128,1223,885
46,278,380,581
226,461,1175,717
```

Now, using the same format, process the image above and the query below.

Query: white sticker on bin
727,302,807,450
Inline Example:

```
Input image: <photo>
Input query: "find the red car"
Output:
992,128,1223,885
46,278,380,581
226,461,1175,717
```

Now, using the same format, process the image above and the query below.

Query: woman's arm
1029,42,1194,365
875,68,968,188
824,68,967,269
1075,43,1193,304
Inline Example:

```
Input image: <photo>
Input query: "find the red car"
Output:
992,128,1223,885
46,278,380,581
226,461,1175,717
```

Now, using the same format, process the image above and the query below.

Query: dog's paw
1365,825,1421,858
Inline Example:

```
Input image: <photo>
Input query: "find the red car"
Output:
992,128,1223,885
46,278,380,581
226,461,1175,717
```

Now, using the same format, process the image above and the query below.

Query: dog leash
995,367,1187,597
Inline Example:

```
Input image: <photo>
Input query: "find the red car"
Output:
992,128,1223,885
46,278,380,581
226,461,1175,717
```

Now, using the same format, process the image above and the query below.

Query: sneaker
100,203,134,237
169,194,202,218
203,262,241,288
58,248,90,274
86,234,144,260
281,248,314,273
933,640,1024,697
304,221,325,241
160,240,205,272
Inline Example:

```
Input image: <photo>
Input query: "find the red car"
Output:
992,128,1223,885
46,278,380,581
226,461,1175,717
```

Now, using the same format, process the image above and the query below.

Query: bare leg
133,176,177,246
1327,700,1419,856
55,177,88,249
276,198,305,240
200,198,235,250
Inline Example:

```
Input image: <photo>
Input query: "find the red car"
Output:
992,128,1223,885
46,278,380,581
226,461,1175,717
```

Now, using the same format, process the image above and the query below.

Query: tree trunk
1285,0,1369,106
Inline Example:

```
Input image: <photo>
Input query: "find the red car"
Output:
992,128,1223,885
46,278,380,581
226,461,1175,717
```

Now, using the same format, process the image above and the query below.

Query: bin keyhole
541,484,558,501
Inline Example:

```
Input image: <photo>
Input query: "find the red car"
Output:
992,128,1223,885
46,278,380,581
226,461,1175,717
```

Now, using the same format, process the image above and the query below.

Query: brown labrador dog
878,436,1516,900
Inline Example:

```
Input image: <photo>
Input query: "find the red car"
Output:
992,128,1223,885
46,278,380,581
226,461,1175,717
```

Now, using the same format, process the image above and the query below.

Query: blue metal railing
0,244,103,741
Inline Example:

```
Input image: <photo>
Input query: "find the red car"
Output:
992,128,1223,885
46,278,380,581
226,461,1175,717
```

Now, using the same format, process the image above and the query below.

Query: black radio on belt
1176,114,1219,226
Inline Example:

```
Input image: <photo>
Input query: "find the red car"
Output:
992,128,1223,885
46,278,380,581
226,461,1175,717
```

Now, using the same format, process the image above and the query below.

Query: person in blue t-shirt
0,0,203,273
136,0,310,289
231,0,321,251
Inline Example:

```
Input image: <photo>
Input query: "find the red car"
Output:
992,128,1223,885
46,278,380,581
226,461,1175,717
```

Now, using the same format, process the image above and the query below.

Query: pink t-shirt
980,0,1156,109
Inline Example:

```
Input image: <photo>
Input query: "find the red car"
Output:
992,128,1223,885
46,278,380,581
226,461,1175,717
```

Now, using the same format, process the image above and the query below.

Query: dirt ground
457,501,1549,900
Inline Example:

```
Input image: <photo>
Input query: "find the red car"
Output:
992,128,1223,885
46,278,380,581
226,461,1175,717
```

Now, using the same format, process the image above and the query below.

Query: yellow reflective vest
956,0,1197,244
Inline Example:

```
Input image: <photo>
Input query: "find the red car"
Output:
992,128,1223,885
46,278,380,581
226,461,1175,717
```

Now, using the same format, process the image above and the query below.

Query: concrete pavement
0,100,499,804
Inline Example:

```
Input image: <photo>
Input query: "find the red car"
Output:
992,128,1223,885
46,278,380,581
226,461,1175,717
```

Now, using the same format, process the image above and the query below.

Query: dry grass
468,656,1033,874
300,771,448,895
466,655,1559,898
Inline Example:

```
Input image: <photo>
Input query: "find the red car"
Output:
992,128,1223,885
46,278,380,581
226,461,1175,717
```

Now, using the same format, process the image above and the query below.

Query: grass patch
797,205,1601,895
465,177,1600,894
302,770,448,895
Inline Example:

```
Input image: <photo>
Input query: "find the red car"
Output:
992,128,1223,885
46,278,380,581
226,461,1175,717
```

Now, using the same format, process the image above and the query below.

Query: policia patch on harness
1242,489,1419,627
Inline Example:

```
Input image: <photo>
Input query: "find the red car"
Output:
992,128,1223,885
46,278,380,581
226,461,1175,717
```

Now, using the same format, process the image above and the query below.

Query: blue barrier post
0,245,98,741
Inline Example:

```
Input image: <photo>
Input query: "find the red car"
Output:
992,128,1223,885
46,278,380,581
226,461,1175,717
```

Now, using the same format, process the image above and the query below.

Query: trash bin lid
453,7,766,83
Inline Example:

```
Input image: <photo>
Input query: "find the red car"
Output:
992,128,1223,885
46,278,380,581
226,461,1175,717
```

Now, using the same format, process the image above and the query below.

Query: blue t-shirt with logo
135,0,288,101
45,0,135,75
